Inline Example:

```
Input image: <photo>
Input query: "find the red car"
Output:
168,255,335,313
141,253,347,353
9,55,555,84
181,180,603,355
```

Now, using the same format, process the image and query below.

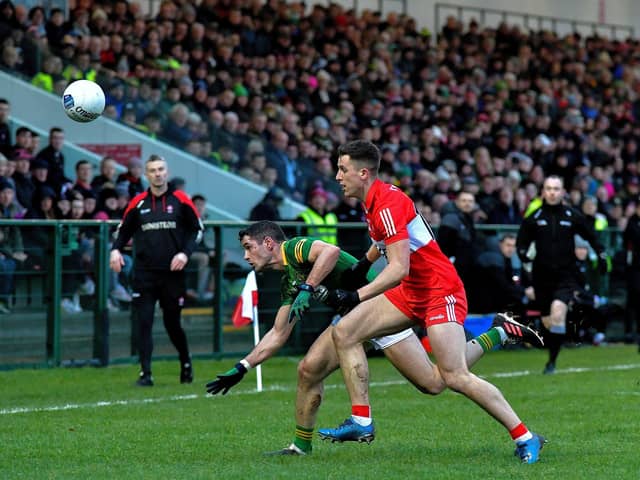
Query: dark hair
49,127,64,136
238,220,286,243
146,153,165,164
16,126,31,136
75,159,91,171
499,233,516,242
0,98,9,105
191,194,205,202
337,140,381,174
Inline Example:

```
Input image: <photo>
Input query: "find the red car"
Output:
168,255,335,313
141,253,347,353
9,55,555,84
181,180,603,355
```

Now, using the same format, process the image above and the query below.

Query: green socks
476,327,504,352
293,425,313,453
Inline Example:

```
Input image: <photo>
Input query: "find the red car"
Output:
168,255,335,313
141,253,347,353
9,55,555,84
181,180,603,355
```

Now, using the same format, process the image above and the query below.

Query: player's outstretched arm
205,305,295,395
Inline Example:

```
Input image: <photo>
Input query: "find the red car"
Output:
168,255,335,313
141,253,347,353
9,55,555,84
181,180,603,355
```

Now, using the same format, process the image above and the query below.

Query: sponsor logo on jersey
167,205,173,214
429,313,445,321
141,221,176,231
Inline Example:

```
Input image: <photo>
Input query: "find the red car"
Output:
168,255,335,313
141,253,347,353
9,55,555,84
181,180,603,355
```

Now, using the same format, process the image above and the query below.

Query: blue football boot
318,418,375,443
514,433,547,463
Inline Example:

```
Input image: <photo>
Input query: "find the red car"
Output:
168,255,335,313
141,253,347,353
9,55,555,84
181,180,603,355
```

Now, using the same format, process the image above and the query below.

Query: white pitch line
2,363,640,416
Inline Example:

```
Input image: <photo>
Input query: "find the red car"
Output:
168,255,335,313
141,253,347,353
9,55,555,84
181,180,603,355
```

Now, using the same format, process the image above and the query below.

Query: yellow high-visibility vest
299,208,338,245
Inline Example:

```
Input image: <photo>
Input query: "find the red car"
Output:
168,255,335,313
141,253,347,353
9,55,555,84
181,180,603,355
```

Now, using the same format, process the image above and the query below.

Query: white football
62,80,105,123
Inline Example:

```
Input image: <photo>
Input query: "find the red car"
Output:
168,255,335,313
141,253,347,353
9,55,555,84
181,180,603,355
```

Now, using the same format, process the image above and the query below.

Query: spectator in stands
0,98,10,158
1,44,22,73
12,127,32,156
116,157,145,198
186,194,214,302
27,131,40,156
23,185,57,269
162,103,193,147
266,131,305,201
31,55,64,93
11,149,34,210
29,157,50,196
72,159,95,198
333,195,368,257
438,191,478,287
0,225,16,314
36,127,67,193
488,186,523,225
91,156,118,194
0,178,27,309
474,233,534,316
249,186,284,221
295,185,338,245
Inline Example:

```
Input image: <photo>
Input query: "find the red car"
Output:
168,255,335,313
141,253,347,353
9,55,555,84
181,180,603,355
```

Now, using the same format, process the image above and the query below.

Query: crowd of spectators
1,1,640,233
1,1,640,338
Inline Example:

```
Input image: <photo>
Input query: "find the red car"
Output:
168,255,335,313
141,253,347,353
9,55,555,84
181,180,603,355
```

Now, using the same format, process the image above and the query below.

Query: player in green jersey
205,221,532,455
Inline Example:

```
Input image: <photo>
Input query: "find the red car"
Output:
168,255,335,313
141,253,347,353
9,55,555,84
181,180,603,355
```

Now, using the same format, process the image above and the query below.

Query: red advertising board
79,144,142,166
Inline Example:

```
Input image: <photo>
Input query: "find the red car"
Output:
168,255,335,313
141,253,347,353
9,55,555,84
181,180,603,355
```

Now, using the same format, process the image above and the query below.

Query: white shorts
370,328,414,350
330,315,414,350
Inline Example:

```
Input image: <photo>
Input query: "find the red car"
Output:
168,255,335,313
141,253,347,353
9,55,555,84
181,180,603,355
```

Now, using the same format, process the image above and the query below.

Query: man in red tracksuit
110,154,203,386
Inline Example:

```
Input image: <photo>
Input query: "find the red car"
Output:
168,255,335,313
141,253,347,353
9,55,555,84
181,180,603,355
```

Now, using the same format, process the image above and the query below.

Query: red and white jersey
363,179,463,298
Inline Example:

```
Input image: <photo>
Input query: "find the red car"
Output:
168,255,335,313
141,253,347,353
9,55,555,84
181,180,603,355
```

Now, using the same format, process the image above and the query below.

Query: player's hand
326,289,360,315
597,252,610,275
341,256,372,289
288,284,314,324
205,362,248,395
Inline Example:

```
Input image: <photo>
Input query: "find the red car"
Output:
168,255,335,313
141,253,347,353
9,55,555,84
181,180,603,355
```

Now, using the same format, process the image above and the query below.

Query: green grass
2,345,640,479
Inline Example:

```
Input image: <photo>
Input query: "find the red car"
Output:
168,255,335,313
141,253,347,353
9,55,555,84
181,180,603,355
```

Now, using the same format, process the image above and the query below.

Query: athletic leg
332,294,414,408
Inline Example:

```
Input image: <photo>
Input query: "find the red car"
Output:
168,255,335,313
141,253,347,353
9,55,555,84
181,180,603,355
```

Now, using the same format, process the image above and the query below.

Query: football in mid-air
62,80,105,123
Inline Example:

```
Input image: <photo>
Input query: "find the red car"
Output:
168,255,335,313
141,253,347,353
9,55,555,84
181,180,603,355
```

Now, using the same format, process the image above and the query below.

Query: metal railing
0,219,623,370
435,2,634,39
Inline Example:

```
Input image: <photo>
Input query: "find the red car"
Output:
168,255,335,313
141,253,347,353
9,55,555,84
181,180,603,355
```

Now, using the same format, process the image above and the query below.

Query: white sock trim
351,415,372,426
514,431,533,443
239,359,252,370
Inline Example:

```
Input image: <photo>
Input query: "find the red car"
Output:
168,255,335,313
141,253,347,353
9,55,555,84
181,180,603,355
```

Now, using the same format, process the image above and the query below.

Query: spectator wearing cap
35,127,67,193
12,148,35,208
295,185,338,245
249,187,284,221
30,157,51,196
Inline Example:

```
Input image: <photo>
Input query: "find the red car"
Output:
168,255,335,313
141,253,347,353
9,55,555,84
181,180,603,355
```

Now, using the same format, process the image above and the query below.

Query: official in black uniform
516,175,607,374
623,199,640,349
110,154,203,386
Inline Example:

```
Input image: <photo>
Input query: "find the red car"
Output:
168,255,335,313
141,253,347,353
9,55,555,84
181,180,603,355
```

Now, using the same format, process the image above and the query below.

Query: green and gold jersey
279,237,376,306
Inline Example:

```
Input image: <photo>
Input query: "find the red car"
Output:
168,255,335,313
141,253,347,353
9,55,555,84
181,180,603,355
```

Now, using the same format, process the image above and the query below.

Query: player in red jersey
318,140,545,464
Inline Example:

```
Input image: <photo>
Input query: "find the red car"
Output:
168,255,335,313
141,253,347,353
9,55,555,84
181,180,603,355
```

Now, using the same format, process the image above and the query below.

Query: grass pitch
2,345,640,479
